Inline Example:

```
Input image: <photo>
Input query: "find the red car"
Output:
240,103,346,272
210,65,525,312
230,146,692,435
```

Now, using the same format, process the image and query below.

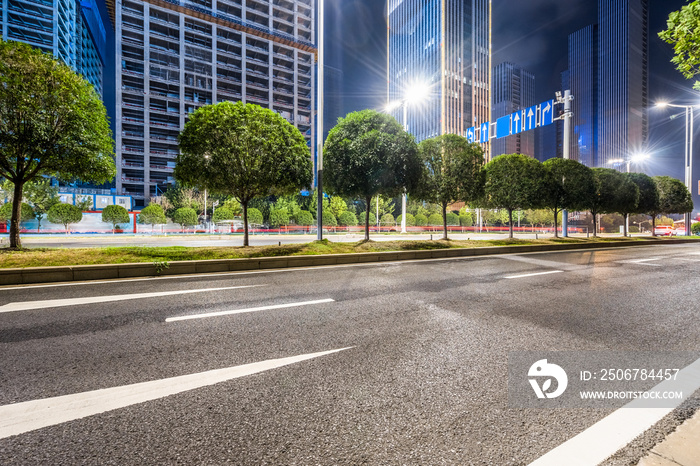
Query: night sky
326,0,698,183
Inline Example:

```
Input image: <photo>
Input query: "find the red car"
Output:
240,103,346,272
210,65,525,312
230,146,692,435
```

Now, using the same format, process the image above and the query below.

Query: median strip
165,298,336,322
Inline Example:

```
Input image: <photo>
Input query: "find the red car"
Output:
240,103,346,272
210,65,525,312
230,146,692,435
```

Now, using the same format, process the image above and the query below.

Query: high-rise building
387,0,491,151
566,0,648,168
0,0,108,96
111,0,316,206
491,62,535,158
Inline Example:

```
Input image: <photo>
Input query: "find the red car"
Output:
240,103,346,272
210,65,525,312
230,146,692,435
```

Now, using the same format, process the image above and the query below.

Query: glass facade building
0,0,108,96
387,0,491,152
111,0,316,205
491,62,535,158
567,0,648,168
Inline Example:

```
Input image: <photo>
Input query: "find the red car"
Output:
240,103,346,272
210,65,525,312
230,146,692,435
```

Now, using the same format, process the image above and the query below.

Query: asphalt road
1,243,699,464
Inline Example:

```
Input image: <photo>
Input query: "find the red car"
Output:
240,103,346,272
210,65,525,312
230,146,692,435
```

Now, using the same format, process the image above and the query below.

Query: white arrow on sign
513,112,521,133
527,108,535,128
542,102,552,123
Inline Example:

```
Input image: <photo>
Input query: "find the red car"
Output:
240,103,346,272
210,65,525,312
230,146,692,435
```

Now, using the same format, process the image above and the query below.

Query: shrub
692,222,700,235
414,213,428,226
459,213,473,227
172,207,198,231
212,206,235,223
358,211,377,225
0,202,34,223
338,211,358,226
380,213,395,225
323,212,337,227
396,213,415,227
428,213,443,226
269,207,290,227
446,212,460,226
295,210,314,226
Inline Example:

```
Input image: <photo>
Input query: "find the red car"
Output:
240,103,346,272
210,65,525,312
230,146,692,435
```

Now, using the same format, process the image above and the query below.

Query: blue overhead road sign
466,126,476,143
540,100,554,127
480,122,490,143
524,106,537,131
511,110,523,134
496,115,511,139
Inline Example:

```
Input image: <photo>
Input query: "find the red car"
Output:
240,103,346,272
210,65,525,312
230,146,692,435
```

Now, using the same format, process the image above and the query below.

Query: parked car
674,228,687,236
654,225,674,236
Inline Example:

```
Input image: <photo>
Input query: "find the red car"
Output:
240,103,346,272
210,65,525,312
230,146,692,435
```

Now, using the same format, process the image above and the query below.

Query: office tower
566,0,648,168
113,0,315,206
0,0,108,96
491,62,535,158
387,0,491,151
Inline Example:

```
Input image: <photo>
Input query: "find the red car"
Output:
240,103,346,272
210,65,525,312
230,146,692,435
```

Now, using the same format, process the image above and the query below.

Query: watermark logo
528,359,568,399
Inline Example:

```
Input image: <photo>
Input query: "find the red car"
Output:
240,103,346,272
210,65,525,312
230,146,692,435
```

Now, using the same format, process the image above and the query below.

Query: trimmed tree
0,40,115,248
247,208,263,226
416,134,485,239
542,158,595,237
323,109,422,241
483,154,548,238
269,207,290,228
625,173,659,236
296,210,314,227
1,202,34,225
648,175,694,235
589,168,639,236
102,204,130,233
172,207,198,232
175,101,312,246
24,179,59,233
138,204,168,233
212,206,235,223
47,203,82,233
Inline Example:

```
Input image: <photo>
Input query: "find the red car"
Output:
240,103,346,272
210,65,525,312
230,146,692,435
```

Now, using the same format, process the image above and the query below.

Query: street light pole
657,102,696,236
316,0,324,241
401,103,408,233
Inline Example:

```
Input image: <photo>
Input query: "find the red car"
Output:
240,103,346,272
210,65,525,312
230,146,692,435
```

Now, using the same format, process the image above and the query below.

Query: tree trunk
508,208,514,239
242,201,249,247
9,181,24,249
364,197,371,242
442,203,448,240
553,208,559,238
591,211,598,237
623,213,628,237
651,214,657,237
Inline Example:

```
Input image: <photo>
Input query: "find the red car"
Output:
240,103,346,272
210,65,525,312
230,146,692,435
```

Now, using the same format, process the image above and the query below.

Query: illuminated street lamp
656,101,696,236
386,82,431,233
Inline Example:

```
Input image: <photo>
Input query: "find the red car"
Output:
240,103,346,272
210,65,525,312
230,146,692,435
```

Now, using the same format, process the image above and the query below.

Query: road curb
1,239,698,286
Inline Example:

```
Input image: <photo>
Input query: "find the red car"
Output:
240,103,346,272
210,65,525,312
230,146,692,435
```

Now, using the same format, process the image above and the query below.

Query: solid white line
166,298,335,322
0,285,261,313
0,347,352,439
628,258,661,263
504,270,563,279
529,356,700,466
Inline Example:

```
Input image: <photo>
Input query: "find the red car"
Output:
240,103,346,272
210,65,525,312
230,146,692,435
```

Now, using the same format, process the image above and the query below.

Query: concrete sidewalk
637,410,700,466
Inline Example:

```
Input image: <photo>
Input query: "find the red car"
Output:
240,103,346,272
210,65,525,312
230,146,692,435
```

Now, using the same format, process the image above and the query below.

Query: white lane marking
166,298,335,322
0,285,261,313
529,356,700,466
0,347,352,439
0,243,687,291
628,258,662,263
504,270,563,279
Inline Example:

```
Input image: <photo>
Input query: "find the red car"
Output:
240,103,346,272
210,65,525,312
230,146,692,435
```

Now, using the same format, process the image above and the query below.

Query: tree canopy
542,157,594,237
323,109,422,241
483,154,547,238
416,134,485,239
0,40,115,248
138,204,167,232
659,1,700,90
172,207,198,231
175,101,312,246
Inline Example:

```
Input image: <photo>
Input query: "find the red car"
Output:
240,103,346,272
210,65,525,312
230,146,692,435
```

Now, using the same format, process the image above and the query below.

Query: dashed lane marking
166,298,335,322
504,271,564,279
0,285,261,313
